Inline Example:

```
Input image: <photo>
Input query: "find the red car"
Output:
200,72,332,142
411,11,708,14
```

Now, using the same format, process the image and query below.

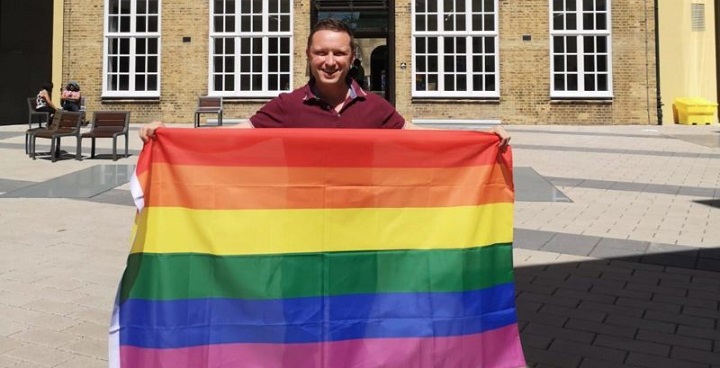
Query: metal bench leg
76,137,82,160
51,138,58,162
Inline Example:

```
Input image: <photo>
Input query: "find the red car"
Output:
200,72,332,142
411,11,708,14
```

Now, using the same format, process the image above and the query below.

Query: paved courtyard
0,122,718,367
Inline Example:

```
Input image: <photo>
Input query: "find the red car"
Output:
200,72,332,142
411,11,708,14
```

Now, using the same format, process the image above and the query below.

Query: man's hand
489,126,511,148
139,121,165,142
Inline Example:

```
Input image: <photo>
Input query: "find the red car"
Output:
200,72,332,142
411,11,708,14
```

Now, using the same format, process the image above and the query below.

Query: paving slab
1,123,718,367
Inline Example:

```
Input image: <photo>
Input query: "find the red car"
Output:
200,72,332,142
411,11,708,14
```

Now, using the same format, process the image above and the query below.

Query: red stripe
146,128,511,168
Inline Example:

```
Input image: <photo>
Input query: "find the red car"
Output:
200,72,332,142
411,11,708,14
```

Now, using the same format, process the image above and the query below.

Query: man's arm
404,121,511,148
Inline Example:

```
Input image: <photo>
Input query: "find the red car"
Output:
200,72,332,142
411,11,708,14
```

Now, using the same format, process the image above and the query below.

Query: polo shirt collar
303,78,367,103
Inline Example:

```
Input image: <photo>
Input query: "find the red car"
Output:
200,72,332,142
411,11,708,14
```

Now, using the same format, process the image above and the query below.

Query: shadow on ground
694,199,720,209
515,248,720,368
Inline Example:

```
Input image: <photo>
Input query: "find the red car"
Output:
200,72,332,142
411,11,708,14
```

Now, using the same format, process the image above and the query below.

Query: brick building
3,0,662,125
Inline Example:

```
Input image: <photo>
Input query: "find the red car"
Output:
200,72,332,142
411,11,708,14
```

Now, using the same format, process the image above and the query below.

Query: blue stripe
119,283,517,348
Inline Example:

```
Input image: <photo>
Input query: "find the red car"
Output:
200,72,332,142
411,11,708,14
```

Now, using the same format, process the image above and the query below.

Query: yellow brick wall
63,0,656,125
395,0,658,125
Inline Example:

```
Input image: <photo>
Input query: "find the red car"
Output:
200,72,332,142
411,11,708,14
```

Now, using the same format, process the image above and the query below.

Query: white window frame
208,0,294,98
411,0,500,98
549,0,613,98
102,0,162,98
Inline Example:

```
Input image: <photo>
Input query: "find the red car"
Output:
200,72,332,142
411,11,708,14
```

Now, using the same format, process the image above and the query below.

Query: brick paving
0,123,718,367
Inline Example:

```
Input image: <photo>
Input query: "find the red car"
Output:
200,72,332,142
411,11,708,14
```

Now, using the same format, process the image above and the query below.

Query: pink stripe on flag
120,324,525,368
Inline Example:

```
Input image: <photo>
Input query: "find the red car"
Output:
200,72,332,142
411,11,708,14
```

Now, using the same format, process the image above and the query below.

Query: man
140,18,510,145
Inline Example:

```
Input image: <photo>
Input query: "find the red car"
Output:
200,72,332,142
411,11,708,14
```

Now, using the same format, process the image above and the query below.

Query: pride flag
109,128,525,368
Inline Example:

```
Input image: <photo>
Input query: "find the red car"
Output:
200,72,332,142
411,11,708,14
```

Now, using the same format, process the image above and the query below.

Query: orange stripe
145,164,514,209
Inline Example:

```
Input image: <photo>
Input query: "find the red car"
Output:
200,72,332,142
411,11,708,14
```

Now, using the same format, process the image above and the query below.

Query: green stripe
121,243,513,302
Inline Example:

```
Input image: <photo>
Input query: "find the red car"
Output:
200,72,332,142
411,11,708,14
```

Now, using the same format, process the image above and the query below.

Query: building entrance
0,0,54,125
311,0,395,104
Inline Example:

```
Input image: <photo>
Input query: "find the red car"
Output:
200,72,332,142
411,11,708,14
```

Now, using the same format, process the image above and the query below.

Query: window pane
120,16,131,32
136,56,146,72
485,74,495,90
584,74,595,91
457,75,467,90
566,14,576,29
135,75,146,90
484,14,494,31
597,36,607,53
416,37,426,53
137,16,147,32
148,16,158,32
584,55,595,71
428,56,438,72
225,56,234,72
485,37,494,53
444,15,455,30
472,55,483,72
584,11,595,30
473,74,483,91
148,74,157,90
428,38,438,53
136,38,146,53
485,56,494,72
148,0,158,13
416,15,426,31
567,74,578,90
597,55,608,72
598,74,608,90
596,14,607,30
445,75,455,91
483,0,493,12
428,15,438,31
445,55,455,71
444,38,454,53
566,55,577,72
472,14,483,31
148,56,157,72
417,56,426,72
416,75,427,91
567,37,577,53
554,74,565,91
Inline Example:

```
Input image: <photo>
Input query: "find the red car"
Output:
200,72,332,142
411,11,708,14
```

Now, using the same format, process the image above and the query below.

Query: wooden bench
194,96,223,128
30,111,83,162
78,111,131,161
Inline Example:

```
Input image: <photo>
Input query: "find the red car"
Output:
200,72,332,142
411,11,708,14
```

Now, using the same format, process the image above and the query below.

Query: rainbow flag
109,128,525,368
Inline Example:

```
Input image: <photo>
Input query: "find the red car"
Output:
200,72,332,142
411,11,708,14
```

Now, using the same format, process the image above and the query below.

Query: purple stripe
120,324,525,368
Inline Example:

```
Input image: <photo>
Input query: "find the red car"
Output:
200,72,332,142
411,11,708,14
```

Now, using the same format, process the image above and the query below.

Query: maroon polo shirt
249,79,406,129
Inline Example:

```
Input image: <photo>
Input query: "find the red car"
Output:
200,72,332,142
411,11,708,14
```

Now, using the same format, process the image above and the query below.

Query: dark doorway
310,0,395,105
0,0,54,125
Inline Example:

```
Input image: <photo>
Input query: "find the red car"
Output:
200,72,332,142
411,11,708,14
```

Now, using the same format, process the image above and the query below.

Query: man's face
306,30,354,88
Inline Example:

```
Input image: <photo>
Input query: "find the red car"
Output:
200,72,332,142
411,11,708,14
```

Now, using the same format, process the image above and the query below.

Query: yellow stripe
131,204,513,255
